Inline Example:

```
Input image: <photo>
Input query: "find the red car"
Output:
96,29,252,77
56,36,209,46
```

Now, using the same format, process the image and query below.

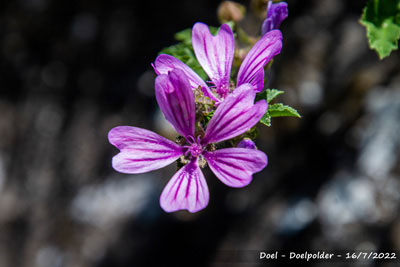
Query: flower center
185,135,204,158
208,79,233,99
216,83,229,98
189,143,203,157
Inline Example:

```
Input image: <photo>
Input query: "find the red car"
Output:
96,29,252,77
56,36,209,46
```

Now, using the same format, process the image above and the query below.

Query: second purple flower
153,22,282,102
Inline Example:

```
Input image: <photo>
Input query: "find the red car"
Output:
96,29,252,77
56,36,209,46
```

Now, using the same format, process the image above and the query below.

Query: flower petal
251,68,265,93
202,83,268,144
160,159,209,213
204,148,268,188
192,23,234,93
237,30,282,92
109,126,184,174
153,54,207,90
155,69,195,138
153,54,217,102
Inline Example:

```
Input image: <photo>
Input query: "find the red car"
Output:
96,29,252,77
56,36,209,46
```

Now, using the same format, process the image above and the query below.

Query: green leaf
255,88,284,103
268,103,301,118
256,89,301,126
259,103,301,127
266,89,284,103
360,0,400,59
260,112,272,126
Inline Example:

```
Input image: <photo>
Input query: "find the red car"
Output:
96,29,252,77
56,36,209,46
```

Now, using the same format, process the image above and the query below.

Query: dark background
1,0,400,266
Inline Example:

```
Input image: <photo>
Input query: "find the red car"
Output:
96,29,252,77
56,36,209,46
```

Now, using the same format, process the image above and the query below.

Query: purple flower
108,69,268,213
153,22,282,102
261,1,288,35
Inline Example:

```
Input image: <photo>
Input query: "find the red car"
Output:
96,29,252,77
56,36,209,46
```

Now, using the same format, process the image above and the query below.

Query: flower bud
261,1,288,34
237,138,257,149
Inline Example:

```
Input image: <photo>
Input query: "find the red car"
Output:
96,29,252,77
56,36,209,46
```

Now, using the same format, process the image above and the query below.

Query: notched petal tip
192,22,234,93
108,126,131,149
160,160,209,213
192,22,233,37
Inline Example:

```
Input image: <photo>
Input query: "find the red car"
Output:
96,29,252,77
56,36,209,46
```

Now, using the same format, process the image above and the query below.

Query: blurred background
1,0,400,266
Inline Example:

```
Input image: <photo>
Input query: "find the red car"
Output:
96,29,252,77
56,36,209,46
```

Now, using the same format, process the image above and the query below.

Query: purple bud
237,139,256,149
261,1,288,35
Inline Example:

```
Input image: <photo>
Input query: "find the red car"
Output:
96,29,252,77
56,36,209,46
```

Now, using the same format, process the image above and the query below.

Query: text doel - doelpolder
260,251,334,261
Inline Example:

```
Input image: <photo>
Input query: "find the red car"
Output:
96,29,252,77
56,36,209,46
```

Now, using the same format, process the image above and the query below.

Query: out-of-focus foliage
161,42,208,80
360,0,400,59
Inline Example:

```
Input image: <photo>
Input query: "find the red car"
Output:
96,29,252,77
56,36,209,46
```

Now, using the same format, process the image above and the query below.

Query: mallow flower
153,22,282,103
261,1,288,35
108,69,268,213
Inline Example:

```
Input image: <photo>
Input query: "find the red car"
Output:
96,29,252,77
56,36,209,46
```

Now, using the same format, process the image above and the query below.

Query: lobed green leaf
259,103,301,127
268,103,301,118
256,88,284,103
260,113,272,127
360,0,400,59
